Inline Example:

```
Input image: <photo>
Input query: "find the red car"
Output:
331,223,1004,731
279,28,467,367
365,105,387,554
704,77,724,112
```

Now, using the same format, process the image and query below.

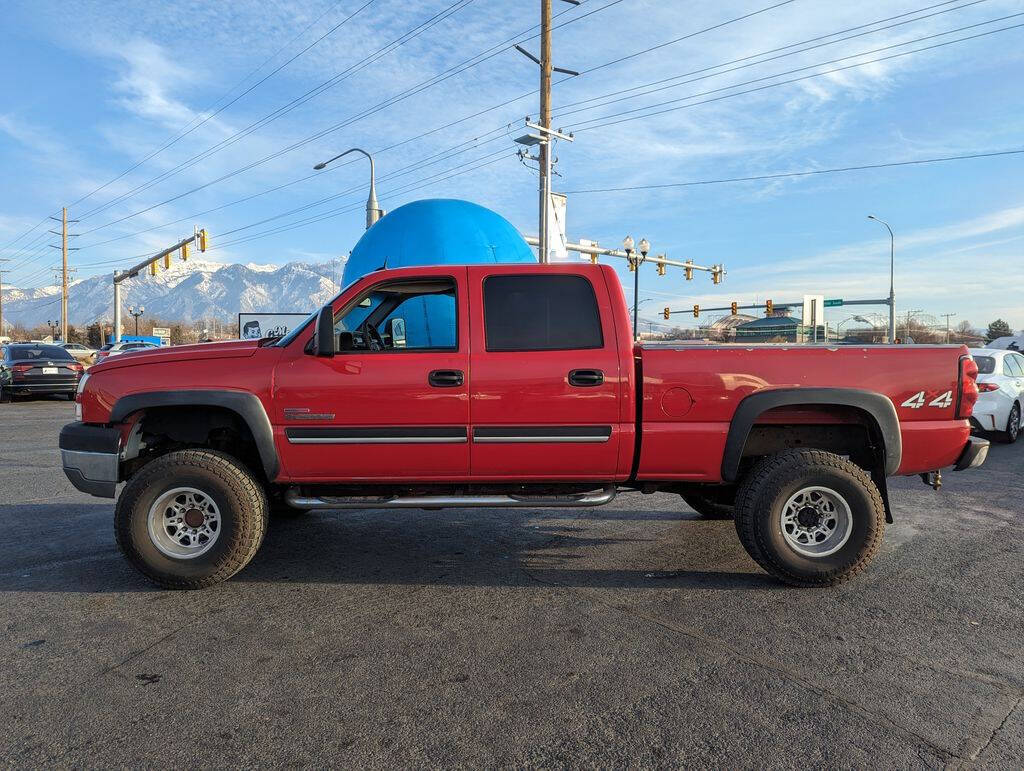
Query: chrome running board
285,485,617,510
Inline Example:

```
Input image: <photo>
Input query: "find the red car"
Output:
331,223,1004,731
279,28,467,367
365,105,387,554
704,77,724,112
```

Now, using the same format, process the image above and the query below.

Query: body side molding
721,387,902,482
110,390,279,480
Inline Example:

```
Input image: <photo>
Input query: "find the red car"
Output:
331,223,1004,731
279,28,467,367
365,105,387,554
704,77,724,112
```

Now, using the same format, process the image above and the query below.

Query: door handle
568,369,604,387
428,369,464,388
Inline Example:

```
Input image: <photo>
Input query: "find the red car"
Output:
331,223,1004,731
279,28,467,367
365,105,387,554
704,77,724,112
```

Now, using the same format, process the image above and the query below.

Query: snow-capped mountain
1,259,340,330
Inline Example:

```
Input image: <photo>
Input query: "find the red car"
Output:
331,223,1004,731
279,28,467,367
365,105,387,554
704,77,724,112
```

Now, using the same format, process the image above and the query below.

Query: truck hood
90,340,259,372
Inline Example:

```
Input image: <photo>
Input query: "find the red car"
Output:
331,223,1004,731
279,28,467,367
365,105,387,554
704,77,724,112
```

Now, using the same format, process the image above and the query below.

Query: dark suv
0,343,84,401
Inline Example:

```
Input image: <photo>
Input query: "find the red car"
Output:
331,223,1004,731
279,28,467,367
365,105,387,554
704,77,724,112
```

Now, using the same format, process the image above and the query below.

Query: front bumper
59,422,121,498
954,436,989,471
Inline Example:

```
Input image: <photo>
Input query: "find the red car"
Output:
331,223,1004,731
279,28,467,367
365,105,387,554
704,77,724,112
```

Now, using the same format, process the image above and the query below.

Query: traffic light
198,229,209,252
684,260,694,281
628,257,636,272
663,307,670,320
657,262,665,276
731,301,738,315
163,253,171,270
693,304,700,318
149,261,157,276
712,266,722,285
766,299,773,316
181,242,189,262
589,253,598,264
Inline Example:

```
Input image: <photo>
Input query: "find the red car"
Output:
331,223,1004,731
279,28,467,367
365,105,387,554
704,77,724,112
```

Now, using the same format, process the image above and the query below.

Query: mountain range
1,259,341,331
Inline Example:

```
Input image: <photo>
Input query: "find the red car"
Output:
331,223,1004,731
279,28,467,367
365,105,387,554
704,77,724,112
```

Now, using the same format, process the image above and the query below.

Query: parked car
61,342,97,365
1,343,84,401
93,341,159,363
60,263,987,590
968,348,1024,443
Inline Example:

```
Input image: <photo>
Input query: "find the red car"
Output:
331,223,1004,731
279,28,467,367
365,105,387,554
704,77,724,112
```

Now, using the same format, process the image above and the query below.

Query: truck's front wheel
734,450,884,587
115,449,268,589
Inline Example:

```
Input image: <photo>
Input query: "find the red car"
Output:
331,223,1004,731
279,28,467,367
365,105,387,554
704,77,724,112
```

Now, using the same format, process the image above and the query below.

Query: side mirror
313,305,335,357
385,317,407,349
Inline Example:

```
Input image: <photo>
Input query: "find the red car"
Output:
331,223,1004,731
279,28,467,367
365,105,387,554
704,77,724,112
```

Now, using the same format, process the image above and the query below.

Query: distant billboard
238,313,310,341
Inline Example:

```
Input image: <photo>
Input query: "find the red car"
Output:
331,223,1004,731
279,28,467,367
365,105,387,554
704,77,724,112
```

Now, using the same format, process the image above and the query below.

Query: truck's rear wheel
114,449,268,589
734,450,884,587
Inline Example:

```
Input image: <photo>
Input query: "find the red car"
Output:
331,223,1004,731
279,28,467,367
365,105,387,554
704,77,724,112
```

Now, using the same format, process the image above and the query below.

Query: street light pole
128,305,145,336
313,148,383,230
867,215,895,344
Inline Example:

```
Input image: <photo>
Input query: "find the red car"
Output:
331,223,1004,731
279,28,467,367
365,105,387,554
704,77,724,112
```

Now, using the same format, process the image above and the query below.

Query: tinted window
974,356,995,374
1005,355,1024,377
484,275,603,351
9,345,74,361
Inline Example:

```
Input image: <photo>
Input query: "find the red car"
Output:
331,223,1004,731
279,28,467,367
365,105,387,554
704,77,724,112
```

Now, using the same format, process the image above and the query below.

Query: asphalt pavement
1,399,1022,767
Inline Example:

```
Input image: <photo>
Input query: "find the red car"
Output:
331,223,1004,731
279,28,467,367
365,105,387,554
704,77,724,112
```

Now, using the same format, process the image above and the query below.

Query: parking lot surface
2,399,1022,767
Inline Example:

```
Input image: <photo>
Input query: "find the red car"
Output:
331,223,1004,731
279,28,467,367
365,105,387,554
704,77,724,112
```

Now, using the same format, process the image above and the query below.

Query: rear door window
483,275,603,351
1005,355,1024,377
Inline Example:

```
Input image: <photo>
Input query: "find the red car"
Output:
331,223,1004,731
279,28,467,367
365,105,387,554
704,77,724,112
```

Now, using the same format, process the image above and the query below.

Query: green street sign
823,298,843,307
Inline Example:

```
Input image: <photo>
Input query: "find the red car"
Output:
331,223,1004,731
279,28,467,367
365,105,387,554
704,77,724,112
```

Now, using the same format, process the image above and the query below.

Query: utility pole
0,259,8,339
538,0,553,263
940,312,957,343
49,207,79,342
515,0,579,263
901,309,923,342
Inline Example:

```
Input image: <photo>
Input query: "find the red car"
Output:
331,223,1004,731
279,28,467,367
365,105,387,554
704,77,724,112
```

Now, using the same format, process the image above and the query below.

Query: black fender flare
721,387,902,482
110,390,279,480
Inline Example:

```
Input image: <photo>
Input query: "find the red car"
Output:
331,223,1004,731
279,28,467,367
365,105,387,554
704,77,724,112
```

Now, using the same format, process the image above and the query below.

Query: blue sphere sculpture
340,199,536,348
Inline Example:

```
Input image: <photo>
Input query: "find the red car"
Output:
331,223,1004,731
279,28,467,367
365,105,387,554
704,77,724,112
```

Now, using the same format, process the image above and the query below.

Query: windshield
974,356,995,374
10,345,74,361
272,310,318,347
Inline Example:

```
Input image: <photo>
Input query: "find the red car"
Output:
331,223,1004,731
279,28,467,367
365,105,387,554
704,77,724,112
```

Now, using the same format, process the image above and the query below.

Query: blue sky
1,0,1023,333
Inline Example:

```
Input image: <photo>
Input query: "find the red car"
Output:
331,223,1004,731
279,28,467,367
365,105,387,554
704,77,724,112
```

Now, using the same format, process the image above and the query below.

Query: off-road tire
1002,403,1020,444
115,449,268,589
734,449,885,587
681,491,734,520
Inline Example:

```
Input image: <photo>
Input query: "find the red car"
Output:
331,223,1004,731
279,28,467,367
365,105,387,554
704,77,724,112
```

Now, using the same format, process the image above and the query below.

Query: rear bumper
9,380,77,393
954,436,989,471
59,422,120,498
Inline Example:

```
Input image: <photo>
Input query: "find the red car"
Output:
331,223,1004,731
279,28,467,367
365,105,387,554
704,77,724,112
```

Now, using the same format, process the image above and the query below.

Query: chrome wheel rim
1010,408,1020,441
780,485,853,558
147,487,222,560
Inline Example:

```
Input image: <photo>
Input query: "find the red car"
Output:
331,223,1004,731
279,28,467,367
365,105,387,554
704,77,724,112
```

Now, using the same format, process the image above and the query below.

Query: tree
986,319,1013,343
86,323,103,348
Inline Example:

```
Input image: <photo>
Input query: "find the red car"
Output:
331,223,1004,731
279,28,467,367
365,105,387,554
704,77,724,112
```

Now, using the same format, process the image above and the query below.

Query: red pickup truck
60,263,987,589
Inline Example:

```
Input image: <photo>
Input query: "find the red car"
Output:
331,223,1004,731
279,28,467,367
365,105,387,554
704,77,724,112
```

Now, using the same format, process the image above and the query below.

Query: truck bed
636,343,971,481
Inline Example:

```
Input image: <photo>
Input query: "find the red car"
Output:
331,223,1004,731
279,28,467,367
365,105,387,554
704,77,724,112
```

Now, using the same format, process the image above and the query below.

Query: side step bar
285,485,617,510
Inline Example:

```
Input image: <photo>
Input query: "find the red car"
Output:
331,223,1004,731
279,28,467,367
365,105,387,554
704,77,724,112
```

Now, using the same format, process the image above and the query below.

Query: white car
93,341,159,364
60,342,97,364
969,348,1024,443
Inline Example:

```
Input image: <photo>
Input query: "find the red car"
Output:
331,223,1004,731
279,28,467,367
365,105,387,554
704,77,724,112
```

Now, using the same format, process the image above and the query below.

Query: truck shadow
0,502,772,593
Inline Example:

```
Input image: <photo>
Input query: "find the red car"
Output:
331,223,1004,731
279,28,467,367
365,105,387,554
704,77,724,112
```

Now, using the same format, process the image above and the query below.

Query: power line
67,0,377,212
76,0,476,223
576,0,798,77
554,0,991,119
561,148,1024,193
73,0,619,234
567,15,1024,132
18,0,800,261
